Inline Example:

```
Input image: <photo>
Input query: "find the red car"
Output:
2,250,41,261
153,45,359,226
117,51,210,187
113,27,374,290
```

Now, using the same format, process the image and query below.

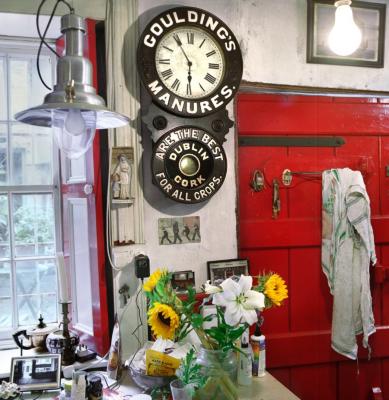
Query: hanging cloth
321,168,376,360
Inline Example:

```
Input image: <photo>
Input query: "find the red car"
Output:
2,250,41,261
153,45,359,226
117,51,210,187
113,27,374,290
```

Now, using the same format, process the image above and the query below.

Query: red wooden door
237,93,389,400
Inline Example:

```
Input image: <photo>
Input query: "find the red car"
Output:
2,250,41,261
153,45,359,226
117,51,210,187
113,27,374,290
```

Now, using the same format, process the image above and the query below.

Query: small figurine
111,154,131,200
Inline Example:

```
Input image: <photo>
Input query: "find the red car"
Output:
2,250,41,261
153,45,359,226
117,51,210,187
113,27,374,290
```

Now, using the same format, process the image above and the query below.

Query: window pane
9,56,52,119
0,123,8,185
13,194,55,257
16,259,57,326
11,123,53,185
0,194,10,258
0,58,6,120
0,262,12,328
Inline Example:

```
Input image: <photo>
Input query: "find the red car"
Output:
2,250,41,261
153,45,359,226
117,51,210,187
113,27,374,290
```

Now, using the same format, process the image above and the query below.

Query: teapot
12,315,55,351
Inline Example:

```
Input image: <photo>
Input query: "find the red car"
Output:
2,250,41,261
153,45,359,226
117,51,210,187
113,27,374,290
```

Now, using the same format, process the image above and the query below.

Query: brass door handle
272,179,280,219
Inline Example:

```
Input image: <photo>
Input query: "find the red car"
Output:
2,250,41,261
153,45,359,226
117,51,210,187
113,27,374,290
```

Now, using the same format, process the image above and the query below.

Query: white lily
212,275,265,326
203,280,222,294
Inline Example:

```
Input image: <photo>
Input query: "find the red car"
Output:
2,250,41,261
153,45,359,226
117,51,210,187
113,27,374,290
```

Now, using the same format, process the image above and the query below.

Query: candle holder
46,301,80,365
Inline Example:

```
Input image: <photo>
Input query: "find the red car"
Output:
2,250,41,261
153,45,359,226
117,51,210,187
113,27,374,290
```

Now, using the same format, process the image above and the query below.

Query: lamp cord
36,0,75,90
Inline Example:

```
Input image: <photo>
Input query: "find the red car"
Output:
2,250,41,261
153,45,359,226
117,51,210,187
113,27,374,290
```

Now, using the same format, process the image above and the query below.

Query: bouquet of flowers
142,269,288,400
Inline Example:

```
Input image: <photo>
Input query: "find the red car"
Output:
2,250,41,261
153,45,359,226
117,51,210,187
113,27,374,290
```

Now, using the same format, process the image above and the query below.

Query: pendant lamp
15,11,129,159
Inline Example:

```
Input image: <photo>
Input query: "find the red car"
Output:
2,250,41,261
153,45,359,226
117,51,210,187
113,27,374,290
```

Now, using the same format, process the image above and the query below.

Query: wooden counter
238,373,300,399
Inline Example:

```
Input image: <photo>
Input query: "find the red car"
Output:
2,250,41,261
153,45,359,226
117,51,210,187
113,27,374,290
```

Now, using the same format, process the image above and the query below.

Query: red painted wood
58,20,109,355
338,360,382,400
382,359,389,400
237,94,389,136
266,328,389,368
237,93,389,399
290,364,337,400
87,18,110,356
371,388,384,400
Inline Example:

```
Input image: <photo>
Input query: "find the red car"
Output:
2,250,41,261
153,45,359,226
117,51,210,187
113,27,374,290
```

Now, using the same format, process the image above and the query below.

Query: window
0,40,60,345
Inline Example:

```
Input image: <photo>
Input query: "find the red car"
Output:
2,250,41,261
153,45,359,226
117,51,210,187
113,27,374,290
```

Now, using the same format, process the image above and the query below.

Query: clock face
152,126,227,203
155,27,225,100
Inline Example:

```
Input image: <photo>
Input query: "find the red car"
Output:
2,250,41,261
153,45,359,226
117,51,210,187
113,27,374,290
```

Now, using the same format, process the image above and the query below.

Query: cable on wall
36,0,75,90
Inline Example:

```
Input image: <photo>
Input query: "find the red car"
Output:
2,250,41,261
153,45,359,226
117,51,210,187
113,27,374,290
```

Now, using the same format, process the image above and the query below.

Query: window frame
0,38,62,348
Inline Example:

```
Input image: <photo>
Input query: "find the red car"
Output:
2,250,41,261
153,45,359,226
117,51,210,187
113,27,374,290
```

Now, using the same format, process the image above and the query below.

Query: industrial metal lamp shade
15,13,129,159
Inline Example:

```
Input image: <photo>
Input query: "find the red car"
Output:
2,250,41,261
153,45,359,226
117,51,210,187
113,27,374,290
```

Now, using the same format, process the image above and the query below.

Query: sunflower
143,268,166,292
264,273,288,306
148,302,180,340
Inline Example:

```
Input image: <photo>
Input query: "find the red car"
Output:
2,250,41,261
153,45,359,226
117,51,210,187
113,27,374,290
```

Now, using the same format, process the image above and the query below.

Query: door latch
272,179,281,219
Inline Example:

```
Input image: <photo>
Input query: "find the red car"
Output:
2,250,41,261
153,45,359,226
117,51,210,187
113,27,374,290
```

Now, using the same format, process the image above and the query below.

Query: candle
57,252,70,303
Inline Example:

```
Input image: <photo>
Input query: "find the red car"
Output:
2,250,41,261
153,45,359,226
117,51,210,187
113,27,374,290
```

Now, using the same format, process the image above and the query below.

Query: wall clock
137,7,243,117
152,126,227,204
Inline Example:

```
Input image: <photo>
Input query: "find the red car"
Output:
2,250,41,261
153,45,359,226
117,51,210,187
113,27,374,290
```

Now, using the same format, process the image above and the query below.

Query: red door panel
237,93,389,399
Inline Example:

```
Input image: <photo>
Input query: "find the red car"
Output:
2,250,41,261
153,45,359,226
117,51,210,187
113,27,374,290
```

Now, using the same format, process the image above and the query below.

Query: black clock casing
137,7,243,118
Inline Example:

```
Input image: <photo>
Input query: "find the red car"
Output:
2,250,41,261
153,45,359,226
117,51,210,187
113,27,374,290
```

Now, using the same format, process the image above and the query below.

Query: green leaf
202,314,215,322
176,348,207,390
191,313,204,329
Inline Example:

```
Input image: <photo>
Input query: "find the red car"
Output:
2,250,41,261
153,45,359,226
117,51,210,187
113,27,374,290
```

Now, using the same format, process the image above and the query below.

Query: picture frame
171,270,196,293
10,354,61,392
207,259,249,284
307,0,386,68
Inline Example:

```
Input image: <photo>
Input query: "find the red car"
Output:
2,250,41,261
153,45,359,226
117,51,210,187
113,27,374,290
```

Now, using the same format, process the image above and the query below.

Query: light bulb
52,110,97,159
64,108,85,136
328,1,362,56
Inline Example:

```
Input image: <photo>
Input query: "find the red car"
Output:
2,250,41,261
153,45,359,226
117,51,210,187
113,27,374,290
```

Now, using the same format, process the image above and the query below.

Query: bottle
238,330,252,386
250,324,266,378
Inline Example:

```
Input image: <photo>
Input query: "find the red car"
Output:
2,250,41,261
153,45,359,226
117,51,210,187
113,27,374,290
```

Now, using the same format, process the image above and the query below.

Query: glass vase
194,347,238,400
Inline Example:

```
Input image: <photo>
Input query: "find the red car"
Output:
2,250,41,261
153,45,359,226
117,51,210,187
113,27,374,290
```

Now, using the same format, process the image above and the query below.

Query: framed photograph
207,259,249,284
307,0,386,67
10,355,61,392
158,216,201,245
171,270,196,293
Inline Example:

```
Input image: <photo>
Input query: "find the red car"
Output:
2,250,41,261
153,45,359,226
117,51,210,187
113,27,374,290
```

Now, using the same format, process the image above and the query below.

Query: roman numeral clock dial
156,27,225,100
137,6,242,118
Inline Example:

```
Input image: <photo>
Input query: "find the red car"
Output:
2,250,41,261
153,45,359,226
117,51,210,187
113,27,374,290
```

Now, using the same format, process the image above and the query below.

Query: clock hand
173,34,192,67
187,68,192,95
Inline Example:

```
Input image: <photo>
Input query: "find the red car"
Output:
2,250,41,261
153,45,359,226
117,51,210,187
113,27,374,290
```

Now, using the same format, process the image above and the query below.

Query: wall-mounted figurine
158,216,201,245
110,147,135,246
110,147,134,203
